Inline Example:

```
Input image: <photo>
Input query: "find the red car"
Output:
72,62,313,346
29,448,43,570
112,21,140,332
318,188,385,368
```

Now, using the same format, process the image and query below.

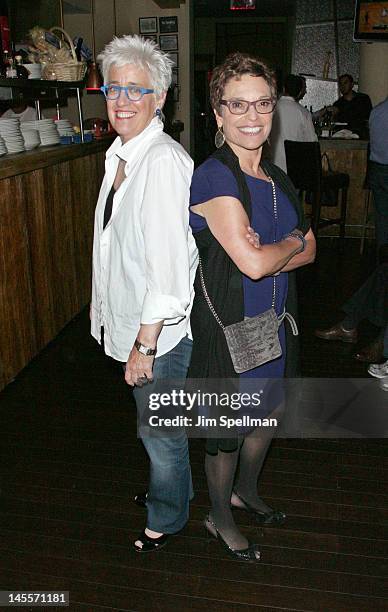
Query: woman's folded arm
191,196,308,280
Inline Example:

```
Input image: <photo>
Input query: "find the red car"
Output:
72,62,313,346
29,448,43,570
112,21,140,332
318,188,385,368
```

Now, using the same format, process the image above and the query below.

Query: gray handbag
197,176,297,374
198,259,282,373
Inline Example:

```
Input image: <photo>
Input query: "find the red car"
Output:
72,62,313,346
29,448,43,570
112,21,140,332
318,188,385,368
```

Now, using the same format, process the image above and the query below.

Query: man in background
314,95,388,363
1,101,38,122
270,74,317,173
368,96,388,249
331,74,372,136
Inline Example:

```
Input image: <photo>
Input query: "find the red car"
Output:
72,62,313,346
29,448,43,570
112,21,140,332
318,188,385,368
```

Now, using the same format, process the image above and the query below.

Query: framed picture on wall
139,17,158,35
171,68,178,86
168,52,178,67
143,35,158,43
159,16,178,33
159,34,178,51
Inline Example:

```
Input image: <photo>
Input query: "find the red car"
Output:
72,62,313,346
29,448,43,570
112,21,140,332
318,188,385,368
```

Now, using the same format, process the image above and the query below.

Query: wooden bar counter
318,137,369,236
0,138,112,391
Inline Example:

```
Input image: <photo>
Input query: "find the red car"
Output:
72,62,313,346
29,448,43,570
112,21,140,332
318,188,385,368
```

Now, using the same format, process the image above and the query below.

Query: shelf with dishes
0,77,87,142
0,77,85,89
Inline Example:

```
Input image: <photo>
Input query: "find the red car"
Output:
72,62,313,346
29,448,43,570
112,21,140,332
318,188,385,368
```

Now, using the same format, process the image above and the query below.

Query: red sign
0,16,10,53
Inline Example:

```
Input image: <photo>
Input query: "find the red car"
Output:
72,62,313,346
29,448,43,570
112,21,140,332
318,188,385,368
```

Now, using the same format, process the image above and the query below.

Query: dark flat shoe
232,490,286,526
353,337,384,363
133,530,169,553
314,323,357,344
134,491,148,508
204,515,261,562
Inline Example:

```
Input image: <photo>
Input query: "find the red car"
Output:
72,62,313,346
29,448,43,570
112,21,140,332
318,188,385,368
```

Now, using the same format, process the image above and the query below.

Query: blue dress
190,157,298,381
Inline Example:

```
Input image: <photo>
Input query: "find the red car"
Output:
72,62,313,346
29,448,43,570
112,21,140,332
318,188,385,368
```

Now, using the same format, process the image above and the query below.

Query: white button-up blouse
91,117,198,362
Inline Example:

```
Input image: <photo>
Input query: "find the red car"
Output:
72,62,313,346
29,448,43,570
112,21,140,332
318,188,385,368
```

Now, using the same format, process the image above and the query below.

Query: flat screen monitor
354,0,388,41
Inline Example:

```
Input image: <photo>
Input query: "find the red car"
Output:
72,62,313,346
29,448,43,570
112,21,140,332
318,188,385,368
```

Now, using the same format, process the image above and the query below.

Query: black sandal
133,530,170,553
232,490,286,525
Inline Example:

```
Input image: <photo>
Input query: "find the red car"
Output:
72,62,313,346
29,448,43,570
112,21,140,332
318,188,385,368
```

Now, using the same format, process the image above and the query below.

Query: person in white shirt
270,74,317,172
1,103,38,122
91,35,198,553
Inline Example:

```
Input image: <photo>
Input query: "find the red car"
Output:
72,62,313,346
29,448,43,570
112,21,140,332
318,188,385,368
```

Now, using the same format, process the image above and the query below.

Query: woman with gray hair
90,35,198,552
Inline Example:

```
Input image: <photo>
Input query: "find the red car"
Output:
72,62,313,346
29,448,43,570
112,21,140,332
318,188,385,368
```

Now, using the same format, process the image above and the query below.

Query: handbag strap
199,176,278,327
198,258,226,330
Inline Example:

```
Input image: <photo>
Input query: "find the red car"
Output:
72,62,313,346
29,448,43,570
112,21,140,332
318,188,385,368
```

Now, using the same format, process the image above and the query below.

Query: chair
360,187,374,255
284,140,350,238
360,144,375,255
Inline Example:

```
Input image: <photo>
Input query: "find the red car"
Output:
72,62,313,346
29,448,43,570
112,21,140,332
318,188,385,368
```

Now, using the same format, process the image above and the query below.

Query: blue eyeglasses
100,84,155,101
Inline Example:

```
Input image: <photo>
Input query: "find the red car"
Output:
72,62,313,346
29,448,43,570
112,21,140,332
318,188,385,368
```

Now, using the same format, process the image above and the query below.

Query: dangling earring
214,125,225,149
155,107,165,122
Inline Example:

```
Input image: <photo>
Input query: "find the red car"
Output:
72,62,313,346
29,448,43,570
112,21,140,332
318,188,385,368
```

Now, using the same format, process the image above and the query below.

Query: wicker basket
41,27,87,82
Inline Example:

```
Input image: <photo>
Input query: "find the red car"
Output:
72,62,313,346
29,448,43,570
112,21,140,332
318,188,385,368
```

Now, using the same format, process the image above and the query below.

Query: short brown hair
210,52,276,113
339,73,354,83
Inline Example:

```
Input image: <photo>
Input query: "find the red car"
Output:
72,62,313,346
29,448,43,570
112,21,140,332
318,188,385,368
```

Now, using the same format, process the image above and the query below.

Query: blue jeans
369,161,388,249
133,336,193,533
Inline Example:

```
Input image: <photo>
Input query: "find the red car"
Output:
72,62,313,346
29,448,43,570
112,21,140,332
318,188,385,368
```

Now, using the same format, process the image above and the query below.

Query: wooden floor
0,239,387,611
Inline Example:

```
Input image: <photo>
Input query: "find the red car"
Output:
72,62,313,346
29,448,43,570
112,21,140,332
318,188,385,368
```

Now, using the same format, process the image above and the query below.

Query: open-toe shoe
133,530,170,553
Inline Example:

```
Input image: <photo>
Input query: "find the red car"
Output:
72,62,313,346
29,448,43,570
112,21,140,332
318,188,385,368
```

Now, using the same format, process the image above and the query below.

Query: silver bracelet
282,231,306,253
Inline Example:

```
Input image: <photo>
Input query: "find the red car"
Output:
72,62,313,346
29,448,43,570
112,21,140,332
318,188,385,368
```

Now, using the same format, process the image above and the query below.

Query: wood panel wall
317,140,369,236
0,149,106,391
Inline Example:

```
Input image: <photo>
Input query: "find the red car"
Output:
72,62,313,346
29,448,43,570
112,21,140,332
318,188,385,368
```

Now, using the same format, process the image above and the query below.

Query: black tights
205,424,275,550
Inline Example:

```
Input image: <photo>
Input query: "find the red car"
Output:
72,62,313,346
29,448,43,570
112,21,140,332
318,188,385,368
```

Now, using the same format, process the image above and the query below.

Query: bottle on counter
320,110,331,138
313,116,322,138
15,55,29,79
5,52,17,78
1,48,9,77
0,50,5,77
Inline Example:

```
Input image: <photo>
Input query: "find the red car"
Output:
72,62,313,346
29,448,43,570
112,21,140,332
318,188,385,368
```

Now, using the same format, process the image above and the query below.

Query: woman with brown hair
189,52,316,561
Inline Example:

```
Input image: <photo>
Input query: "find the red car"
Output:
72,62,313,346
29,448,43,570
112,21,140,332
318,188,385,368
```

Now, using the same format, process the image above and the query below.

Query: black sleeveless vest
188,143,308,382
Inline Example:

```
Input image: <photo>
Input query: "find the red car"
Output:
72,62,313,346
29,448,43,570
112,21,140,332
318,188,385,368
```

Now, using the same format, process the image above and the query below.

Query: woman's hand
124,322,163,387
125,347,155,387
245,226,261,249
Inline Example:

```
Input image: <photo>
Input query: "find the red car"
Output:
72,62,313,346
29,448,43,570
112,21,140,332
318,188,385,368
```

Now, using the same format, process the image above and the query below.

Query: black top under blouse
103,185,116,229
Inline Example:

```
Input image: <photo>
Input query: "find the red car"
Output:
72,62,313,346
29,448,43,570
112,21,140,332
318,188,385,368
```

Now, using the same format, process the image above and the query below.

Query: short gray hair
97,34,173,96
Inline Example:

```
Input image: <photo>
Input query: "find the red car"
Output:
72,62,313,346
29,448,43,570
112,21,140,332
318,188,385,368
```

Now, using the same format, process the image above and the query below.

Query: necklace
268,177,277,309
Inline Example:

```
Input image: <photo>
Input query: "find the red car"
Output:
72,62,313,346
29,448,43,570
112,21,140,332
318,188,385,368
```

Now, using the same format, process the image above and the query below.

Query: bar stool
360,188,374,254
284,140,350,238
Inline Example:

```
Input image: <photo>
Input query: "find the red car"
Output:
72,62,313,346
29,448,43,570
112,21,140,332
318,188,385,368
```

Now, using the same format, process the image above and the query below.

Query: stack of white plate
32,119,61,146
0,117,25,153
24,63,42,79
0,135,7,156
20,123,41,150
54,119,76,137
